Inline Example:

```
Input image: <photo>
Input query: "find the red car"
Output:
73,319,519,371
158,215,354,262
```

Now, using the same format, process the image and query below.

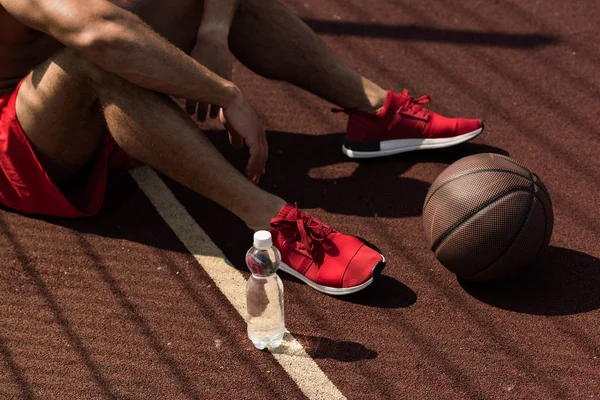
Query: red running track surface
1,0,599,398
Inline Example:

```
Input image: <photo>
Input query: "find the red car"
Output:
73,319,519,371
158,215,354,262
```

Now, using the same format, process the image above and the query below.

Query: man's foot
270,204,386,295
340,90,484,158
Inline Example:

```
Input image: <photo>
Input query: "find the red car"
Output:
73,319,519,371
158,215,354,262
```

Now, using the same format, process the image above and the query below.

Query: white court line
129,167,346,400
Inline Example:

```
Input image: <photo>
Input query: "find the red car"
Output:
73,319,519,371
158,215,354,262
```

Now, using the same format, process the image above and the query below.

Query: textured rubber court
1,0,599,399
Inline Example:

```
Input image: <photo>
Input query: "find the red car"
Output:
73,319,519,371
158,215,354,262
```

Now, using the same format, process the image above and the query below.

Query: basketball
422,153,554,282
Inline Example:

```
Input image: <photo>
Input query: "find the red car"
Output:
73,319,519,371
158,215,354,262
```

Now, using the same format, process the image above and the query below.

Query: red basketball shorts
0,80,138,217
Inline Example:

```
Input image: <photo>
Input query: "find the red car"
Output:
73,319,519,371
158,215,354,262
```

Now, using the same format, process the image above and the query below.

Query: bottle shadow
274,332,378,362
459,246,600,316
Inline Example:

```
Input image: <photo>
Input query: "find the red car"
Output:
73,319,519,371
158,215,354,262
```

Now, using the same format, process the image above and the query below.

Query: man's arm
1,0,269,182
0,0,239,107
187,0,239,121
197,0,239,44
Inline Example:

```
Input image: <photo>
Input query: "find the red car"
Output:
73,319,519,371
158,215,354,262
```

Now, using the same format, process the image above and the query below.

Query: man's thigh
15,52,105,185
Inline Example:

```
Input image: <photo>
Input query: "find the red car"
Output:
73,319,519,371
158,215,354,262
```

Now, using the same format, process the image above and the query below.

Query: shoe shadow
333,236,417,308
340,275,417,309
459,246,600,316
291,333,378,362
276,267,416,309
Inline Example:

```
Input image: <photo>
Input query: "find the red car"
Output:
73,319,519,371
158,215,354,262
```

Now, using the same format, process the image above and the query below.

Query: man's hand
221,91,268,184
186,35,233,121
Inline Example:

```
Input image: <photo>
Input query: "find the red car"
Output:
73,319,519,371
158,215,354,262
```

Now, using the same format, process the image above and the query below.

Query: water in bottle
246,230,285,350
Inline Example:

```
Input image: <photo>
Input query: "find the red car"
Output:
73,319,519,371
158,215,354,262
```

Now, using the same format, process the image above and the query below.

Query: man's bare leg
16,59,105,185
229,0,387,112
16,49,285,229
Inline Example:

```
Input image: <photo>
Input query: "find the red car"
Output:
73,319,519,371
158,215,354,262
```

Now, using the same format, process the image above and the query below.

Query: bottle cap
253,230,273,250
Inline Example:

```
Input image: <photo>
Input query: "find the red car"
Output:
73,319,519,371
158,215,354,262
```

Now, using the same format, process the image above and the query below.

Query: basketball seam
504,157,552,204
423,169,532,211
431,187,534,253
463,176,536,279
497,154,533,175
530,190,552,260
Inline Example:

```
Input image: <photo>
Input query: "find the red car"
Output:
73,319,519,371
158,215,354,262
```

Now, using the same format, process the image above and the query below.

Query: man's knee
17,49,100,118
48,48,108,87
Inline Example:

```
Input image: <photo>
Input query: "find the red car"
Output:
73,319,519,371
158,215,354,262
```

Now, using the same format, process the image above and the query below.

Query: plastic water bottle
245,230,285,350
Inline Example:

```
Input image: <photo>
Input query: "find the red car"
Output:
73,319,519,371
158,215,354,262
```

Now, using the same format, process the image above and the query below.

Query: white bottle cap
253,230,273,250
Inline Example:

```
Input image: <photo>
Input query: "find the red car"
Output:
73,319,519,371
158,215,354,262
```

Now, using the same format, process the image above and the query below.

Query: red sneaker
340,90,483,158
270,204,386,295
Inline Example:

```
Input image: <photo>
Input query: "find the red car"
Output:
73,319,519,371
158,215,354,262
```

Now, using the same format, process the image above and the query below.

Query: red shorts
0,80,138,218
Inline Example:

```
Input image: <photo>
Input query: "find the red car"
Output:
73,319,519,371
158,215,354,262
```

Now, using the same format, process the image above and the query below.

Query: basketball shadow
459,246,600,316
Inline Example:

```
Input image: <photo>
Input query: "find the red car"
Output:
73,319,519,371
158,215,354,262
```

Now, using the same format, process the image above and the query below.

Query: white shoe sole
342,126,483,159
278,255,386,296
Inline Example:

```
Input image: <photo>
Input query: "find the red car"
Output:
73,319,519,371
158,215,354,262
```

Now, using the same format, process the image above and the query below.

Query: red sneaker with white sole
340,90,483,158
270,204,386,295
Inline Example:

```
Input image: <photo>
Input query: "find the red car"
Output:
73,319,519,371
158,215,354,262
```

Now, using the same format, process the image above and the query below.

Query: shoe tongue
392,91,412,108
276,203,298,221
377,90,409,116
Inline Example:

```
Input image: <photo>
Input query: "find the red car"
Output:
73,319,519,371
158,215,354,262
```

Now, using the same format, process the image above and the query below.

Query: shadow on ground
191,130,508,219
341,275,417,308
21,130,506,308
34,130,507,249
460,246,600,316
293,333,378,362
303,19,559,49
